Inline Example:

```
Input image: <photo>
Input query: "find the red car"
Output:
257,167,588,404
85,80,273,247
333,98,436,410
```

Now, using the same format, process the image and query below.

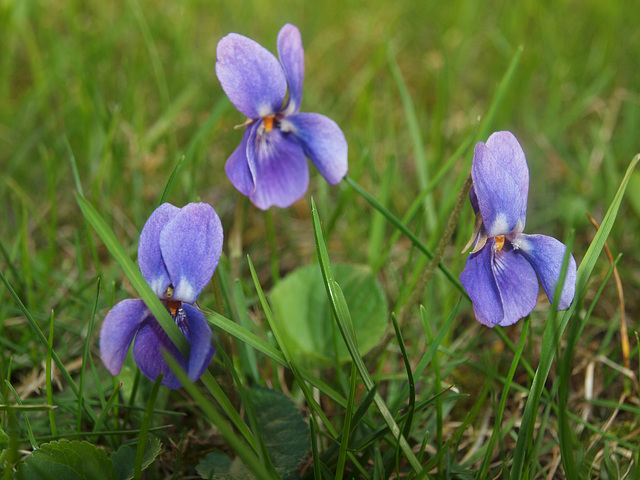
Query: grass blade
510,153,640,477
76,194,188,355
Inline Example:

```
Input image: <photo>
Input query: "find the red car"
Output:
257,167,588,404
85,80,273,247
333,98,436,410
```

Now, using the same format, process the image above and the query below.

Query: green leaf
111,437,162,480
247,387,310,479
196,387,309,480
197,451,249,480
16,440,114,480
270,263,388,367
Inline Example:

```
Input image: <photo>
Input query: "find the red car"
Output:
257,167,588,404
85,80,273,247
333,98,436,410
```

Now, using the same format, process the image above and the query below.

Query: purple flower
459,131,577,327
99,203,223,389
216,23,348,210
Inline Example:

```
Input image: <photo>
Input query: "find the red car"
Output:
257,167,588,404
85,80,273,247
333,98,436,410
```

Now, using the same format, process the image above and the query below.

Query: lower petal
133,317,187,389
491,245,539,326
182,304,216,381
284,112,348,185
513,233,577,310
225,124,257,196
248,126,309,209
460,242,539,327
100,299,148,376
460,245,504,327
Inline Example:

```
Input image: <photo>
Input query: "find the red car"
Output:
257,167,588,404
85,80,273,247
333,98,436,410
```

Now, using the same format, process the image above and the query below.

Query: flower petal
216,32,287,119
182,304,216,381
133,316,186,389
159,203,224,304
512,233,577,310
491,244,540,326
460,244,504,327
138,203,180,298
284,112,348,185
100,299,148,376
485,131,529,228
460,242,539,327
247,126,309,209
277,23,304,114
471,140,524,237
225,123,257,196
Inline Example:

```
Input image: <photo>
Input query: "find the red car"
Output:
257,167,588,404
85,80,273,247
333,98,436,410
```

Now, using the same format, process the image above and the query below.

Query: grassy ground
1,0,640,478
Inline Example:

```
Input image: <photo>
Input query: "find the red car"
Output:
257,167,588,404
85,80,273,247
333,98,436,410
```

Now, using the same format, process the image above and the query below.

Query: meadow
1,0,640,478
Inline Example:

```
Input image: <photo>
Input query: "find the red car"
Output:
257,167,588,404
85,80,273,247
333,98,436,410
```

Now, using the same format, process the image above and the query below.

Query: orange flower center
263,116,275,132
493,235,505,252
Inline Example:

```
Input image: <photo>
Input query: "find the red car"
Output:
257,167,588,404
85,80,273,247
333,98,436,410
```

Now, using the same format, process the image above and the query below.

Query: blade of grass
78,278,100,432
345,175,465,297
387,42,436,232
311,198,425,475
0,269,97,423
206,309,347,408
336,362,357,480
46,310,57,437
200,371,256,452
76,194,188,356
163,354,279,480
158,154,185,206
246,256,370,477
476,317,529,480
511,153,640,477
4,381,37,450
134,375,163,480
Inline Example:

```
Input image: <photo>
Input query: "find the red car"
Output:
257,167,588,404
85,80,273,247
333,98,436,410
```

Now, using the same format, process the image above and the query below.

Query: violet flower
459,131,577,327
216,23,348,210
100,202,223,389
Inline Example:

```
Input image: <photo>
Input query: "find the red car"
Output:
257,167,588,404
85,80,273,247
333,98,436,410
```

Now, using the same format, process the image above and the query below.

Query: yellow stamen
493,235,505,252
164,285,174,299
263,116,274,132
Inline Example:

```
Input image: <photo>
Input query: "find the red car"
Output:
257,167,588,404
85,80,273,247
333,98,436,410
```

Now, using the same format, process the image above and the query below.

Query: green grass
2,0,640,478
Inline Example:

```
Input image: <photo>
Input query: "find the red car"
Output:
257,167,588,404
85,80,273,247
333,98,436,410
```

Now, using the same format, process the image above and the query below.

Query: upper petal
159,203,224,304
512,233,577,310
284,113,348,185
485,131,529,228
225,123,257,196
216,32,287,119
100,299,148,376
182,304,216,381
277,24,304,114
472,140,525,237
138,203,180,298
133,316,186,389
247,127,309,209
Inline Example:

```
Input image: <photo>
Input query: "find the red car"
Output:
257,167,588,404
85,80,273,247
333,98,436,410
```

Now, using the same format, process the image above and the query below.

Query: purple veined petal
512,233,577,310
277,23,304,115
133,315,187,389
460,245,504,327
460,241,539,327
225,123,257,196
138,203,180,298
100,299,149,376
491,243,540,326
246,126,310,209
159,203,224,304
216,32,287,119
182,304,216,381
485,131,529,228
471,141,524,238
284,112,347,185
